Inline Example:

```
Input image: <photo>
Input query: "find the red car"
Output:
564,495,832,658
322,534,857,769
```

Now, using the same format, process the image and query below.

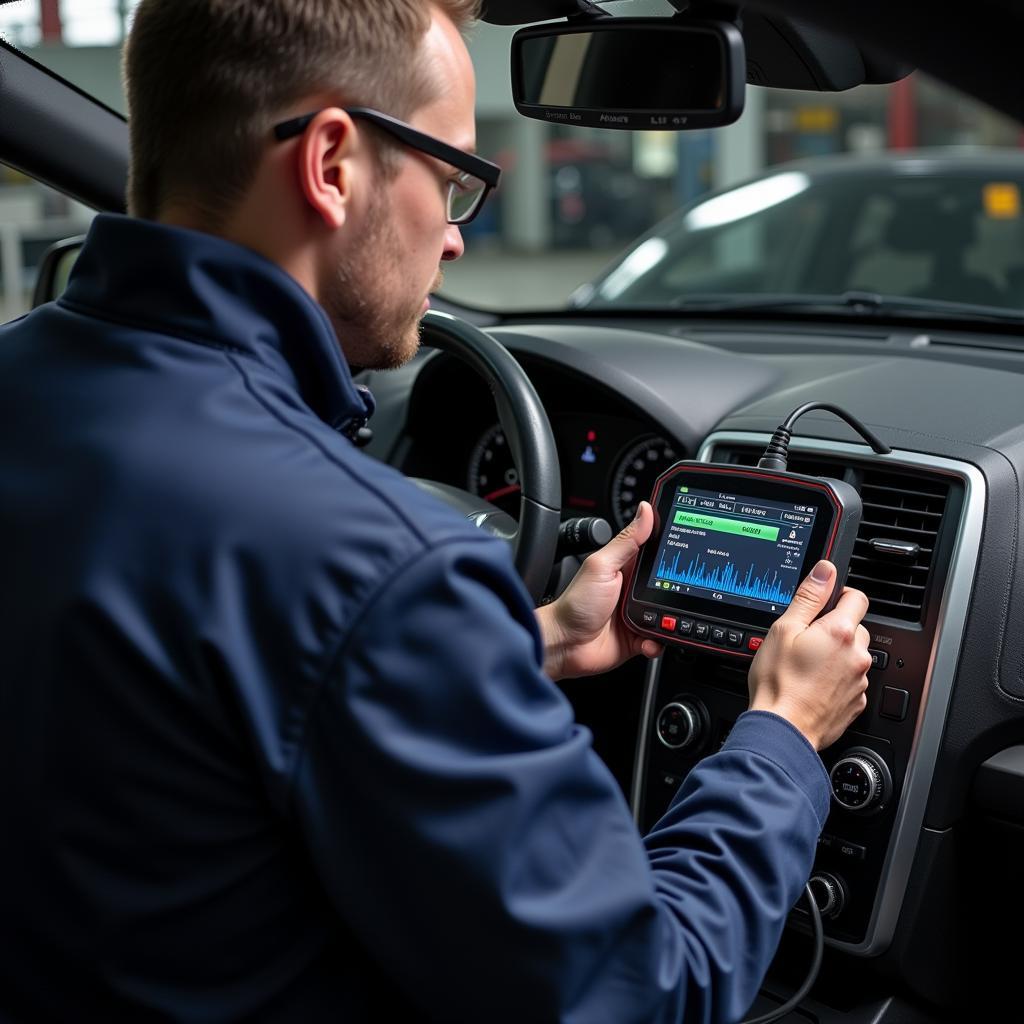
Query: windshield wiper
668,290,1024,324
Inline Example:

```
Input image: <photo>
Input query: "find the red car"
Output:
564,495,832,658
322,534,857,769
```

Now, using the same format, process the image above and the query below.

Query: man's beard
320,193,442,371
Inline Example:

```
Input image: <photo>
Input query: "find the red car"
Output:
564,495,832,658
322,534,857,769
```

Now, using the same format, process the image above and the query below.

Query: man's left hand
536,501,663,680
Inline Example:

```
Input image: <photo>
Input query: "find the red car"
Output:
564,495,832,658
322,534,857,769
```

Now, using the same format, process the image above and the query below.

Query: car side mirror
32,235,85,308
511,17,746,130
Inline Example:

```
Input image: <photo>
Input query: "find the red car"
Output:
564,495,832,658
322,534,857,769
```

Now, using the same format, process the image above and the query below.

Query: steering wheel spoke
411,311,562,603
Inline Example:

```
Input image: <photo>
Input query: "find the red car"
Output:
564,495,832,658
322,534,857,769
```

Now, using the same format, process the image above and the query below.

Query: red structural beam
887,75,917,150
40,0,63,43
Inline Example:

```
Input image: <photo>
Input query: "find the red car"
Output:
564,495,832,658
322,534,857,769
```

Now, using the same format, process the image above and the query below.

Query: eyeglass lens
448,174,487,224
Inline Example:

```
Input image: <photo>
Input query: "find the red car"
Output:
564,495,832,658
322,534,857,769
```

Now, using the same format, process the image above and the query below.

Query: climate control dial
829,748,892,813
656,699,707,751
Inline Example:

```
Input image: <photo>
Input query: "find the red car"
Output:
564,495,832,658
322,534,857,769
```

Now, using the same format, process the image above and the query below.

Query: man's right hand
747,560,872,751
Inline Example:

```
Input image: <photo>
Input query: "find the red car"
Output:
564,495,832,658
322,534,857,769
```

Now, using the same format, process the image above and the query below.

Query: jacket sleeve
288,536,831,1024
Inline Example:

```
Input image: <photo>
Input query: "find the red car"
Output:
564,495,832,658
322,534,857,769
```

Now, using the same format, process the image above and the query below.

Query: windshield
1,0,1021,318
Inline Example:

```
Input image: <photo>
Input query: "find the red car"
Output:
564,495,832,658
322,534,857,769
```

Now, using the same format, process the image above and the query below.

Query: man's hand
536,502,663,681
748,560,872,751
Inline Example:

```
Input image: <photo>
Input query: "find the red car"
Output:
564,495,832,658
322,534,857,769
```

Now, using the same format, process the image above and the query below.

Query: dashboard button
660,615,677,632
880,686,909,721
695,622,710,641
835,839,867,861
870,649,890,671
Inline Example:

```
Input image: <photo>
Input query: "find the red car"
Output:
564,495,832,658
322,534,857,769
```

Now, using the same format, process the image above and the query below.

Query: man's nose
442,223,465,262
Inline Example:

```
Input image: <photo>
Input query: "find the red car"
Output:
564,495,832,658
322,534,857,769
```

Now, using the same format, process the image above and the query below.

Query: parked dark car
574,150,1024,311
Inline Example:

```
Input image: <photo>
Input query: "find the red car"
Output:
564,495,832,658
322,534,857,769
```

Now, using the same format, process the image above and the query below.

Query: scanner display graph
655,550,796,604
647,484,819,613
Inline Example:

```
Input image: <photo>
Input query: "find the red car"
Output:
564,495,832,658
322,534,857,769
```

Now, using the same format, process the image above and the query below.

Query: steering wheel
412,310,561,604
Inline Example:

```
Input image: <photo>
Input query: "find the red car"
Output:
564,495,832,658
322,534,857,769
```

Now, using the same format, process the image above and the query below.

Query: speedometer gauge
610,435,678,529
468,424,521,518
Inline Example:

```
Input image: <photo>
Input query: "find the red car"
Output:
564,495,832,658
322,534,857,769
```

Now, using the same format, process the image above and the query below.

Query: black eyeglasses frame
273,106,501,224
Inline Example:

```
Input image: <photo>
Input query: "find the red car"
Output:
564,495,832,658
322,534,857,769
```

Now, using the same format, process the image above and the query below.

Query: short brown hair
123,0,481,224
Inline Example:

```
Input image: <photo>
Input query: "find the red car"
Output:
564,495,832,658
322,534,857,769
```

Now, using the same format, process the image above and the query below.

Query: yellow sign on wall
983,182,1021,219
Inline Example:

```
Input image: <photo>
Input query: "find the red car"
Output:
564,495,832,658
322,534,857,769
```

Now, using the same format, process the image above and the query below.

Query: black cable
758,402,890,471
737,882,824,1024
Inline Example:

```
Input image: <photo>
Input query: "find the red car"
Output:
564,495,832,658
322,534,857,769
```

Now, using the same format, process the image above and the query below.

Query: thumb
586,501,655,577
779,560,836,629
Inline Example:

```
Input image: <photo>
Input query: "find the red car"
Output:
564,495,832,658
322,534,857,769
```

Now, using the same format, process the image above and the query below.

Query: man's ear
295,108,358,230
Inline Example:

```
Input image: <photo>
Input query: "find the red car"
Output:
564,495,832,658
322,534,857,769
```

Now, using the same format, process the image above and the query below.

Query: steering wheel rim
415,309,561,604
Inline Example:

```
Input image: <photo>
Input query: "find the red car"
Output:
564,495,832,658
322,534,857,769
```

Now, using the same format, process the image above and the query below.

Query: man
0,1,871,1021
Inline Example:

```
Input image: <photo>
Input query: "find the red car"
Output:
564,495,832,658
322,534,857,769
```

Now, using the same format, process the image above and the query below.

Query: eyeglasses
273,106,501,225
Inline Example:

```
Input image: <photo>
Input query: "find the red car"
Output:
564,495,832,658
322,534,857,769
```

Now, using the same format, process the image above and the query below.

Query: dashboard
388,346,681,530
358,313,1024,1021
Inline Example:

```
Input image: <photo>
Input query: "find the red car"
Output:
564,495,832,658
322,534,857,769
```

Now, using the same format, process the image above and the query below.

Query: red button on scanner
660,616,677,631
747,636,764,652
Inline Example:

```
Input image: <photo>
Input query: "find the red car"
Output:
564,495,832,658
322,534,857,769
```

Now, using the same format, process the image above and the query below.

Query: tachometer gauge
610,435,678,529
468,424,521,518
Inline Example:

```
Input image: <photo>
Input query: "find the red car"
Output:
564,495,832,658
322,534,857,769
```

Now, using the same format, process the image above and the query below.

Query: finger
777,559,835,629
818,587,870,638
856,623,870,648
634,635,663,660
587,501,655,577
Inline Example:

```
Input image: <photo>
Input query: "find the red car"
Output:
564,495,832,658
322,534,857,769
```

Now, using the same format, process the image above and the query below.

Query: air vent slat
861,482,947,498
860,595,924,612
859,520,940,537
846,573,926,592
860,501,943,518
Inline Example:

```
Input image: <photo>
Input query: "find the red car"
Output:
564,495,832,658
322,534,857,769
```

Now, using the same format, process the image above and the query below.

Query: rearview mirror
511,18,745,130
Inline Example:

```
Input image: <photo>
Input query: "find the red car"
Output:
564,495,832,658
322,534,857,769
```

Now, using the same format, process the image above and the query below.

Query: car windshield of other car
1,0,1023,323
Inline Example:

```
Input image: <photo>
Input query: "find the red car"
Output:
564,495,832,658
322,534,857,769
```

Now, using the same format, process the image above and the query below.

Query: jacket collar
61,213,374,437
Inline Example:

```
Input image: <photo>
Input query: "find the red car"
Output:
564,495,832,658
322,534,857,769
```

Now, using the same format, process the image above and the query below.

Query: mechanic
0,1,872,1021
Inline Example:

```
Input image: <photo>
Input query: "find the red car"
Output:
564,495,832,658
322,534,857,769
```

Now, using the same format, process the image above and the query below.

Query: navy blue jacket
0,214,831,1023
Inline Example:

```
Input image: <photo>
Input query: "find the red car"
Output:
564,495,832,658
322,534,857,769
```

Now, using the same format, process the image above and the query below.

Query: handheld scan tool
621,404,890,658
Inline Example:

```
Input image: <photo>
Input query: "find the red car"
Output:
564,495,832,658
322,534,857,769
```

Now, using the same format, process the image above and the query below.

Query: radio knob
656,700,705,751
829,751,889,813
808,872,846,918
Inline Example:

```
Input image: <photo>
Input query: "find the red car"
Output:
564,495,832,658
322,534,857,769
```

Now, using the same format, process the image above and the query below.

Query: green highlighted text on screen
673,510,780,542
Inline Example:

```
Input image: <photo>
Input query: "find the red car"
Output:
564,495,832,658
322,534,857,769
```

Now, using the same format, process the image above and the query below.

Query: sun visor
482,0,583,25
742,11,913,89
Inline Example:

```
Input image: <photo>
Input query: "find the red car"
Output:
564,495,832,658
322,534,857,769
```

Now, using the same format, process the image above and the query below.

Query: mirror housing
32,235,85,308
511,18,746,130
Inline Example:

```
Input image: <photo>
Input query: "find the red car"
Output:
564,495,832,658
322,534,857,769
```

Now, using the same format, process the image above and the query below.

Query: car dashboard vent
714,447,950,623
848,468,948,622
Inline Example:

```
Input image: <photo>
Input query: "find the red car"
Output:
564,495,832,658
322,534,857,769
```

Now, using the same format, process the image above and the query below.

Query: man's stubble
321,192,443,371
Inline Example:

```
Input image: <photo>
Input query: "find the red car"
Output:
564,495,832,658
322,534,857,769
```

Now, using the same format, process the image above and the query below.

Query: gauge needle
484,484,522,502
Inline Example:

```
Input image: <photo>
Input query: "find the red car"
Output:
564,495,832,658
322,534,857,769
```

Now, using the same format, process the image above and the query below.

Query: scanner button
660,615,677,632
727,630,744,648
641,609,658,627
695,622,710,641
711,626,727,645
677,618,694,636
747,635,764,652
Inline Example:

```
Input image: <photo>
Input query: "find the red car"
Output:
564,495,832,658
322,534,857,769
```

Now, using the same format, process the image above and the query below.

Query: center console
630,434,982,956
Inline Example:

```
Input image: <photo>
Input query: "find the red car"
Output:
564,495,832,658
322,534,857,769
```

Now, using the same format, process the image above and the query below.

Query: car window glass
3,1,1022,315
0,165,94,320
